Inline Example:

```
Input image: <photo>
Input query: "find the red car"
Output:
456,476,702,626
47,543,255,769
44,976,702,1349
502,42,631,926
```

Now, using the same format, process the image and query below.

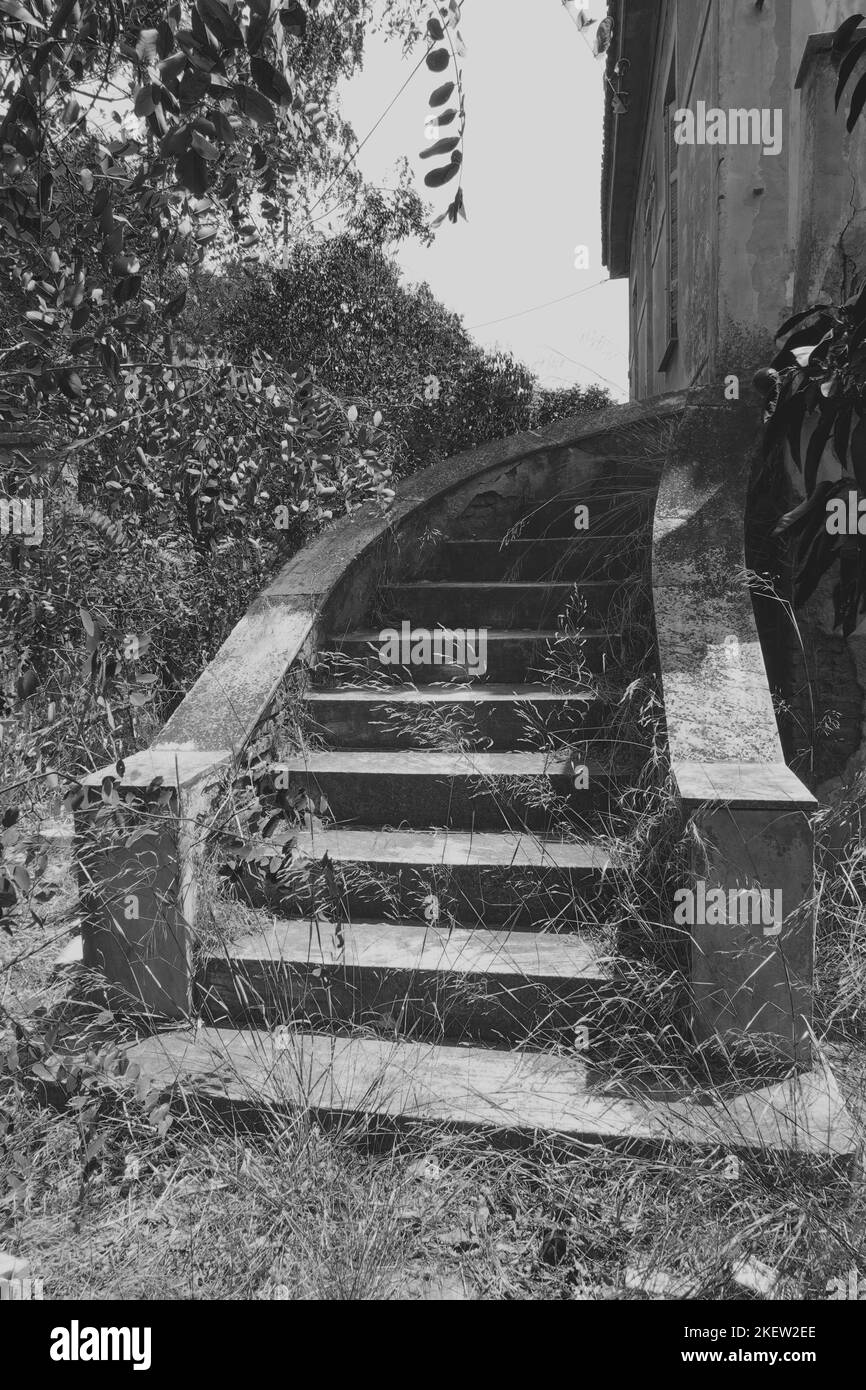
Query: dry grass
3,478,866,1300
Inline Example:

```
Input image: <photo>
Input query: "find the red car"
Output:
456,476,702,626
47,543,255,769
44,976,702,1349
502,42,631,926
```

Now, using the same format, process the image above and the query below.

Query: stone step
303,684,608,749
515,489,654,539
260,751,614,831
314,629,614,685
225,826,611,928
435,537,649,583
125,1027,857,1167
198,910,616,1047
380,581,627,629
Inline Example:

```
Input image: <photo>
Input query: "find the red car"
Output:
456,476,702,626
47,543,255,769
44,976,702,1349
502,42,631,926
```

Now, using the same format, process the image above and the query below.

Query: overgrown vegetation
4,1,866,1306
0,0,609,935
760,13,866,635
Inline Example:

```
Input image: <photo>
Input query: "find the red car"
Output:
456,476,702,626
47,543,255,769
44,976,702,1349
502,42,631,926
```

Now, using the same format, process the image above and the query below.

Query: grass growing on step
3,982,863,1298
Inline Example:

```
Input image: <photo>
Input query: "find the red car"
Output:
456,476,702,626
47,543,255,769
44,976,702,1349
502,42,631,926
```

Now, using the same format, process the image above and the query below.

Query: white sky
337,0,629,398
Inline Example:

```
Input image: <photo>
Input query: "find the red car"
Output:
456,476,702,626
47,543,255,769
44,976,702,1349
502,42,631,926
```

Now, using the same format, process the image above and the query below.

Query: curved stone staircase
76,394,857,1167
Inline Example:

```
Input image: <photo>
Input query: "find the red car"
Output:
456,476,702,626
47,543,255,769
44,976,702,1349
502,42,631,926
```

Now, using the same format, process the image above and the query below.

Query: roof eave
601,0,661,279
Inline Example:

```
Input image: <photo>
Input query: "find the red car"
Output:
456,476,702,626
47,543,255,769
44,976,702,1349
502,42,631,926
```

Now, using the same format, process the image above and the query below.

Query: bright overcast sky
337,0,629,399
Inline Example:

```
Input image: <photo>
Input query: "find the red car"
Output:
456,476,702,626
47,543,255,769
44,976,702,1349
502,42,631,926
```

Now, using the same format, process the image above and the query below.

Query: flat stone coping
674,761,818,810
652,392,814,811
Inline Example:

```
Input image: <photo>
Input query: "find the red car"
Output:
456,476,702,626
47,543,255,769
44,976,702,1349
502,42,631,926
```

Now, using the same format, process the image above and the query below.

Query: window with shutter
666,101,679,343
658,52,679,371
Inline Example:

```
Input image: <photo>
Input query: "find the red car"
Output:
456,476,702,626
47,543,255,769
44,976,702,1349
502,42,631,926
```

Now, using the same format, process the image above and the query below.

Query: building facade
602,0,866,401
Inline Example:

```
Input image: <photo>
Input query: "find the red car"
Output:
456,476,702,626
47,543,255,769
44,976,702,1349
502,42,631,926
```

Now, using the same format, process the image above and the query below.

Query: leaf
16,668,38,699
59,369,83,399
250,55,293,105
773,480,842,537
420,135,460,159
834,405,854,468
427,48,450,72
197,0,244,49
774,320,835,367
159,51,186,88
781,392,808,470
428,108,457,128
0,1,45,27
133,84,156,118
176,148,209,197
164,288,187,318
113,274,141,305
279,4,307,38
430,81,455,107
157,18,175,59
424,155,461,188
775,304,832,340
190,129,219,159
161,124,192,157
835,35,866,108
794,522,839,607
804,406,837,495
428,17,444,40
246,0,272,51
833,13,865,52
847,70,866,131
79,607,95,637
233,82,276,125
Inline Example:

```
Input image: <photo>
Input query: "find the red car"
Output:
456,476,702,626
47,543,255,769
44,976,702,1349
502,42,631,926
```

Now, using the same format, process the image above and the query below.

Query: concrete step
198,910,616,1047
515,489,654,539
380,581,627,629
125,1027,857,1167
303,684,608,749
225,826,612,928
260,751,615,831
314,629,614,685
435,537,649,583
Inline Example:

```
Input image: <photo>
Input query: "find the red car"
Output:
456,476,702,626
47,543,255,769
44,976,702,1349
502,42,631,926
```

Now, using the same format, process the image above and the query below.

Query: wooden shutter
665,99,679,342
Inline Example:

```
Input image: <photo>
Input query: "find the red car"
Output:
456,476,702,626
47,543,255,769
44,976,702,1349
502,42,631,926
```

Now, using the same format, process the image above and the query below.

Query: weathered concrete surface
654,390,817,1066
200,910,614,1043
78,752,229,1015
127,1026,857,1166
653,393,784,768
303,685,605,750
154,598,315,755
794,33,866,309
603,1,866,396
687,803,815,1065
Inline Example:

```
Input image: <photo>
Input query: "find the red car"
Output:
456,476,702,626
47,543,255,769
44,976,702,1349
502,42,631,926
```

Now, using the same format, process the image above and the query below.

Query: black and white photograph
0,0,865,1347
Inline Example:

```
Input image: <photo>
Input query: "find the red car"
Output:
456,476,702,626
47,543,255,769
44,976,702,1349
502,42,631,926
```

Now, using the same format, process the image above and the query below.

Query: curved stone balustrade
78,395,684,1016
652,388,816,1065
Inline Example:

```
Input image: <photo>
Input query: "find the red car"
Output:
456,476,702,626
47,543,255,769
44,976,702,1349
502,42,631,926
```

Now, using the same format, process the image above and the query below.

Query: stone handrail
652,388,816,1067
